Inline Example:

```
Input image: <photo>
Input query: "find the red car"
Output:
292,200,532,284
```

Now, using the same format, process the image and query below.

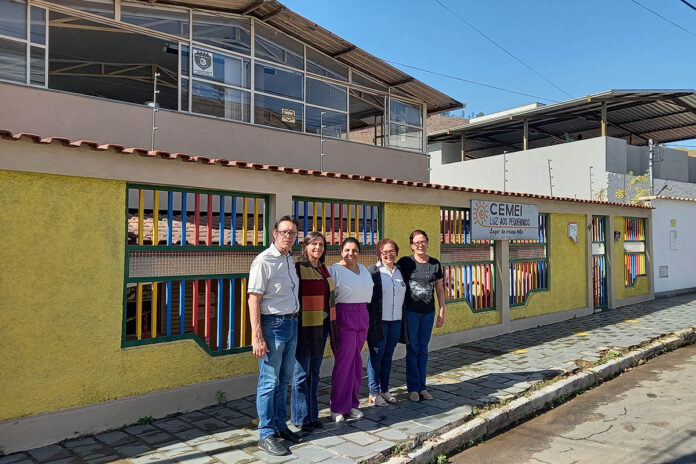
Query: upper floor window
61,0,113,19
193,11,250,56
254,21,303,70
121,2,189,38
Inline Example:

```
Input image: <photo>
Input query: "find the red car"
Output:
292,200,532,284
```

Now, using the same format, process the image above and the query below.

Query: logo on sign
193,49,213,77
473,202,488,226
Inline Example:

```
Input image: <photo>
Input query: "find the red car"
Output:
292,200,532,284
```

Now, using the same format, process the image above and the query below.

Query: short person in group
366,238,406,406
397,229,446,402
290,232,338,434
328,237,374,422
247,216,303,456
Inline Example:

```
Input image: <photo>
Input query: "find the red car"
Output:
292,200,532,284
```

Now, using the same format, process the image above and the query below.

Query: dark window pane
188,47,250,88
254,63,302,100
352,71,387,91
30,45,45,86
193,12,250,56
0,0,26,39
192,80,249,122
390,98,422,127
122,2,189,38
181,77,189,111
0,37,26,83
48,12,178,110
60,0,114,19
306,106,347,139
389,123,422,151
307,48,347,82
349,89,385,147
30,6,45,44
306,78,346,111
254,94,303,132
181,44,189,75
254,21,303,70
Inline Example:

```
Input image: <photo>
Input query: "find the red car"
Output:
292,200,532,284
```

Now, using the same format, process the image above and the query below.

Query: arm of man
248,292,269,359
435,278,446,328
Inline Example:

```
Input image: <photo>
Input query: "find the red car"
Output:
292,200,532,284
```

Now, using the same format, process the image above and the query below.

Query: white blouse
378,263,406,321
329,263,374,304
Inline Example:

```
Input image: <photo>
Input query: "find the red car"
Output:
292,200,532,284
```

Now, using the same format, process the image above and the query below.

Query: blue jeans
290,320,329,426
405,311,435,393
367,320,402,396
257,315,298,440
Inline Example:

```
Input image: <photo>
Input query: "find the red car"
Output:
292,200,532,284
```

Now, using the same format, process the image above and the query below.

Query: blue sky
284,0,696,145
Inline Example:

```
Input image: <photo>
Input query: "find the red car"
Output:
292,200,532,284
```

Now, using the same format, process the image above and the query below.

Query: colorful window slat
124,185,267,353
592,216,608,308
623,218,646,287
509,214,549,306
292,197,381,266
440,207,495,311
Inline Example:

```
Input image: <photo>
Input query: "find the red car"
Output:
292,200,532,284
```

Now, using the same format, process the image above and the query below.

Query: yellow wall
613,216,649,300
0,171,259,421
510,214,588,320
382,202,501,335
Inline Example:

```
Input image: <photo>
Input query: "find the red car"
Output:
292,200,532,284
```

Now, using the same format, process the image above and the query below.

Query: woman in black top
397,229,446,402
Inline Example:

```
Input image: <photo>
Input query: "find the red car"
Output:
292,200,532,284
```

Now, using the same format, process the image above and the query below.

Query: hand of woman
436,308,445,328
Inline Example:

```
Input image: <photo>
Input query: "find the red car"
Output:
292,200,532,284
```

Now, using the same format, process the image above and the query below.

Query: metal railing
509,214,548,306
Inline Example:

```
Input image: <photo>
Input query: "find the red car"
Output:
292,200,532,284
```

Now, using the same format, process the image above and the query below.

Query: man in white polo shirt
248,215,302,456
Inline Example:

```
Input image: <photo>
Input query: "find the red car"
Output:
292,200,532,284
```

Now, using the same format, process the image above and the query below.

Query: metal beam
241,1,266,15
601,101,607,137
523,118,529,150
260,6,284,21
390,77,414,87
331,46,356,58
667,99,696,117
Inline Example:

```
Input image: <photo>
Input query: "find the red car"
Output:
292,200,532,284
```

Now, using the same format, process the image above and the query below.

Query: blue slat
362,205,367,244
219,195,226,245
231,196,237,245
217,279,223,351
179,192,187,334
303,201,309,237
228,279,235,349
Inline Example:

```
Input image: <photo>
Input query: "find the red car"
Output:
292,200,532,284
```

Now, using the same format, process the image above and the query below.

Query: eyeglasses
412,241,428,247
380,250,396,256
275,230,297,238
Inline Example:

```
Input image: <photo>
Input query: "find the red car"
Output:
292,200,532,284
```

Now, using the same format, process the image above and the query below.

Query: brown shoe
409,391,420,402
419,390,433,400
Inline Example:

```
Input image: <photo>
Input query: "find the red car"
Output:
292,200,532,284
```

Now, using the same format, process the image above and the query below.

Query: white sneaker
331,412,345,423
349,408,363,419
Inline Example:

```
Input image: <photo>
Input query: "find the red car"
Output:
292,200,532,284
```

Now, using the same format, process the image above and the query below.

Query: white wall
651,198,696,294
429,137,608,198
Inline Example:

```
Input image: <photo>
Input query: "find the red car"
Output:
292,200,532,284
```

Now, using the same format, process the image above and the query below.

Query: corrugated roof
144,0,462,114
429,90,696,158
0,129,650,209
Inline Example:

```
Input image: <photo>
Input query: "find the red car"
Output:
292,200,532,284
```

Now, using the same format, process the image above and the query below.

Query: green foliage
216,390,227,406
136,416,153,425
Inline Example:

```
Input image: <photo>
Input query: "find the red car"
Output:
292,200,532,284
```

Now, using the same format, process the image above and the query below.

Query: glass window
349,89,385,147
60,0,114,19
306,48,347,82
193,12,250,56
191,80,250,122
390,98,422,127
254,62,302,100
30,45,45,86
0,0,26,39
30,7,45,44
0,37,25,83
181,44,189,75
254,21,303,70
389,123,422,152
306,78,346,111
121,2,189,38
181,77,189,111
48,12,178,110
306,107,347,139
254,94,303,132
352,71,387,92
185,47,250,88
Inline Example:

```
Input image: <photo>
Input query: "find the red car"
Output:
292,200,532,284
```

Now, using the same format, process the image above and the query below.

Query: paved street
2,293,696,464
451,343,696,464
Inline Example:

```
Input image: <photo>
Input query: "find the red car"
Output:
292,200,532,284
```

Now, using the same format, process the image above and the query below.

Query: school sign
471,200,539,240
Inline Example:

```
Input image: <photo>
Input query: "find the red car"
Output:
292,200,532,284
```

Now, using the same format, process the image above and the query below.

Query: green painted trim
123,333,252,356
122,186,130,349
127,245,266,252
126,273,249,284
292,195,381,207
127,183,268,199
264,195,270,246
624,273,648,289
509,287,549,308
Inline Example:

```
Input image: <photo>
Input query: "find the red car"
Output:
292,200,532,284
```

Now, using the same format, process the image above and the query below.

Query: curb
376,326,696,464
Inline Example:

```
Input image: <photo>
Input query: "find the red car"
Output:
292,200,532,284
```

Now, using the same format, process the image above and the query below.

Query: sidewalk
4,293,696,464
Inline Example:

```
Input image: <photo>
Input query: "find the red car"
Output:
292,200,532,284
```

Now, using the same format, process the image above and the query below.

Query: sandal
381,392,397,403
369,395,388,407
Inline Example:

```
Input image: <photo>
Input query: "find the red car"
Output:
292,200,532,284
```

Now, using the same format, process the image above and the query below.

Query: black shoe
258,435,289,456
278,428,303,444
312,420,324,430
300,422,314,434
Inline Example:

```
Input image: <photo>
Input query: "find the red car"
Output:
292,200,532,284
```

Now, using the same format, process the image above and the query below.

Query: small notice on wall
470,200,539,240
282,108,296,123
568,222,578,244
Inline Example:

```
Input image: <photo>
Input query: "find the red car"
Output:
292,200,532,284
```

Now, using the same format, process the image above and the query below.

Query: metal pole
503,151,508,193
648,138,654,196
547,159,554,196
320,111,326,171
589,165,594,200
150,71,160,151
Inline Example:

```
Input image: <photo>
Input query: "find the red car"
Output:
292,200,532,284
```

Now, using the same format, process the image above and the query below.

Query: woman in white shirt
328,237,374,422
366,238,407,406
